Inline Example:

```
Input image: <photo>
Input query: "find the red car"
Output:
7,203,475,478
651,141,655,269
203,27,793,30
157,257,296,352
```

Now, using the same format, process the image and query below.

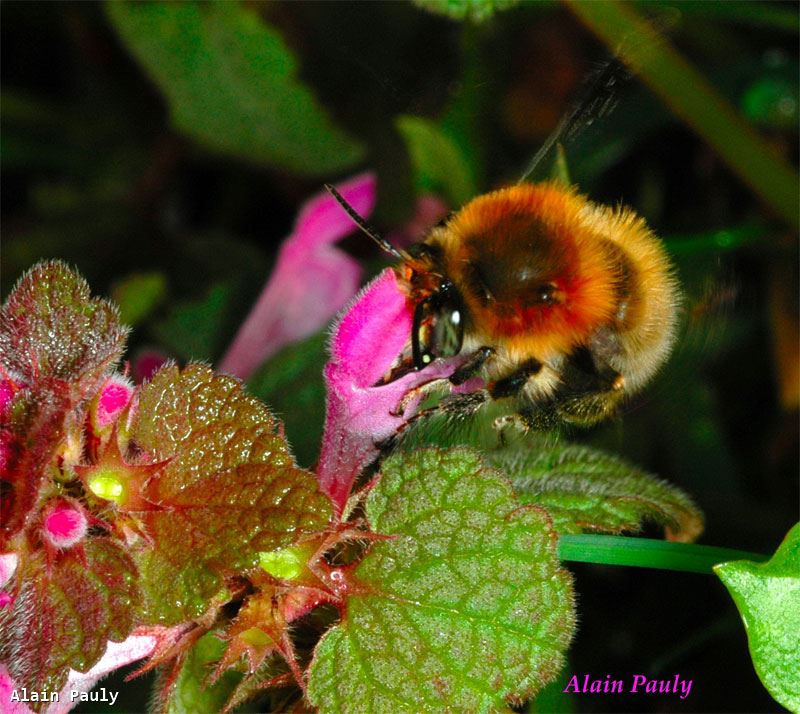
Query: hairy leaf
308,448,574,713
488,443,703,542
0,539,139,695
129,364,331,624
0,260,127,384
715,523,800,711
106,2,363,175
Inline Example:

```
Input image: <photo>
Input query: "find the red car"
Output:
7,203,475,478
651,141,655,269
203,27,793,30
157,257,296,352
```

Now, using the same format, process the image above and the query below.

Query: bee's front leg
449,346,495,385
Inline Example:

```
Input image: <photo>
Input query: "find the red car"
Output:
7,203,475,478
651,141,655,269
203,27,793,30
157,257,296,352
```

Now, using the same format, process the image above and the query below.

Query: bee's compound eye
411,290,465,370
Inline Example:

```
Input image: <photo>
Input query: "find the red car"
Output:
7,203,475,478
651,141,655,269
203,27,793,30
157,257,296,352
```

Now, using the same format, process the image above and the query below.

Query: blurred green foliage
107,2,364,174
4,1,797,712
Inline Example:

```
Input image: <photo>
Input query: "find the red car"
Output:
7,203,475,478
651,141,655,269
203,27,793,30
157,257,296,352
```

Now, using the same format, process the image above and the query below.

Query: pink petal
318,269,467,513
0,635,155,714
219,173,375,380
0,553,17,589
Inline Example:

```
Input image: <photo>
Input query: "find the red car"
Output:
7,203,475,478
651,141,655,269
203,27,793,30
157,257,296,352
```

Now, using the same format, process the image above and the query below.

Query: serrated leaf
714,523,800,711
488,443,703,543
396,116,477,206
0,260,127,384
106,2,363,175
0,539,139,695
412,0,521,23
129,364,331,624
308,448,574,713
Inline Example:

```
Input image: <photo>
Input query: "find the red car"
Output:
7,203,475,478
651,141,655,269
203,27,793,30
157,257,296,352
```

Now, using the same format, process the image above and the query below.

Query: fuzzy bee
328,179,679,430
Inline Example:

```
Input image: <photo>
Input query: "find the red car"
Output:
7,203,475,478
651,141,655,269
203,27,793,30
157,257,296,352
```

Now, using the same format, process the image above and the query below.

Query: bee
325,61,680,430
327,180,680,429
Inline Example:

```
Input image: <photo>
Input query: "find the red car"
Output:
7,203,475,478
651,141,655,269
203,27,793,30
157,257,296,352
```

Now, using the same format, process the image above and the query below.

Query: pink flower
317,269,473,514
219,173,376,380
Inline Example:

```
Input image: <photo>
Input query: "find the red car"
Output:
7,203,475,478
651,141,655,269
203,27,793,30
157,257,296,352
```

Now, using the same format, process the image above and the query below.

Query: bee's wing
518,11,676,185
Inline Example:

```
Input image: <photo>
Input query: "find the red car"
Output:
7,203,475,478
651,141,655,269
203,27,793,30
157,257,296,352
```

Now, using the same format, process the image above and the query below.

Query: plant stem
566,0,800,230
558,534,768,574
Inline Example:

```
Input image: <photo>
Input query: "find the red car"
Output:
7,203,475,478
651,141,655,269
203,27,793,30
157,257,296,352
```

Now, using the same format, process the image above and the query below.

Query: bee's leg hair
392,377,452,416
493,404,559,441
488,358,543,398
449,347,494,385
377,390,490,450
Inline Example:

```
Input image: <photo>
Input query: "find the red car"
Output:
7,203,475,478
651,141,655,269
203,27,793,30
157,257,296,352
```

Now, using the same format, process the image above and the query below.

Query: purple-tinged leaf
0,261,127,386
0,636,156,714
0,539,140,698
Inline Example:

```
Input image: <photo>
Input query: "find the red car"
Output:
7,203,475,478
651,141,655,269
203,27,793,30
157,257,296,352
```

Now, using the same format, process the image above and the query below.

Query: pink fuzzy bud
42,500,88,549
95,376,133,428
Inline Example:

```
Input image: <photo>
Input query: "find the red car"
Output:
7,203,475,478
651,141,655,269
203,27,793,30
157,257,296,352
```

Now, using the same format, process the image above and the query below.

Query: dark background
2,1,797,712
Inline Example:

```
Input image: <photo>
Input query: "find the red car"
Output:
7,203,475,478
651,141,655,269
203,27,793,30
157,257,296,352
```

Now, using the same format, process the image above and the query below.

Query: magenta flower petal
318,269,467,513
219,173,375,379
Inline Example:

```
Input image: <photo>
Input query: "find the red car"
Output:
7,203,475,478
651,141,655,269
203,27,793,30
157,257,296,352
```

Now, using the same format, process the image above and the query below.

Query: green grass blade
566,0,800,230
558,534,769,574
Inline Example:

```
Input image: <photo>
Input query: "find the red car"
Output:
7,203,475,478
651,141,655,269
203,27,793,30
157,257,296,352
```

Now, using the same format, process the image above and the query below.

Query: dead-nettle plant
0,176,796,714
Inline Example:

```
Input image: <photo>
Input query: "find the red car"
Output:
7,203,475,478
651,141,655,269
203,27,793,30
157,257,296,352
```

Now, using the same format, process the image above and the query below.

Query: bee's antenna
324,184,403,259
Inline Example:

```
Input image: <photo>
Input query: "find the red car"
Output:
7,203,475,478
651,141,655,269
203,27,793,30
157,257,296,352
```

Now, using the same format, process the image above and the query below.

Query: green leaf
488,443,703,542
0,260,127,384
714,523,800,711
551,144,572,187
106,2,363,175
247,331,328,468
130,364,332,624
396,115,477,206
151,282,233,361
307,448,575,713
412,0,521,23
111,271,167,326
566,0,800,230
0,540,140,694
166,632,243,714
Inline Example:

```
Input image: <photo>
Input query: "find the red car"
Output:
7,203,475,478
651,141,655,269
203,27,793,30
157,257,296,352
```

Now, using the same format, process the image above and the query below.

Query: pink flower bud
95,376,134,428
42,500,88,549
